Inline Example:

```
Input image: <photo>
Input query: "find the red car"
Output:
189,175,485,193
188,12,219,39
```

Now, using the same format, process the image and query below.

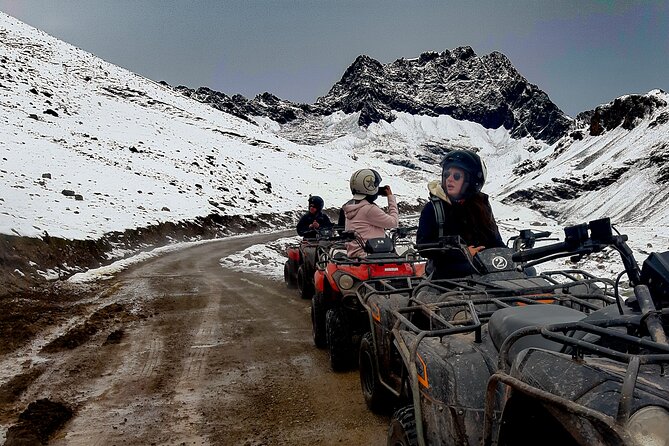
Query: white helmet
350,168,382,200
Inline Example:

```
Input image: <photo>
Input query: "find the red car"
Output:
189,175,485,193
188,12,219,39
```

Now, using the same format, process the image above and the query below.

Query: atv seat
489,304,587,364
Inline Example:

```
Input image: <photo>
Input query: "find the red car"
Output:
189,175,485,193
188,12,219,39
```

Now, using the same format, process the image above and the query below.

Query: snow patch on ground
219,236,300,281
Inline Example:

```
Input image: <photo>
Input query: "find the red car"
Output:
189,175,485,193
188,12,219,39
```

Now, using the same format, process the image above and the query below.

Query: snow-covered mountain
1,11,667,291
0,12,547,244
177,47,571,144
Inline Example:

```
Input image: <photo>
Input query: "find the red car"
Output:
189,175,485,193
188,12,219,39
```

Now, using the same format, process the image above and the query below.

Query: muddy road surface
1,232,388,445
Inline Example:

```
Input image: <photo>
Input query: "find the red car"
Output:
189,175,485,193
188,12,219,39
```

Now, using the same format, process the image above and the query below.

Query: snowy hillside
0,12,543,242
499,90,669,245
1,11,666,284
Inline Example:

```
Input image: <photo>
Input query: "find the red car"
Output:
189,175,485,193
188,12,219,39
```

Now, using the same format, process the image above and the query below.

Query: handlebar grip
512,241,568,263
533,231,552,238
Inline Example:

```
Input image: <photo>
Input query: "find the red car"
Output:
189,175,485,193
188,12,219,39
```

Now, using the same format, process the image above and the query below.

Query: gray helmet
350,168,382,200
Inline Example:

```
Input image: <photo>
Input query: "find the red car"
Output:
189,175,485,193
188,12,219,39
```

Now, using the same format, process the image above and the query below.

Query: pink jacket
343,195,399,258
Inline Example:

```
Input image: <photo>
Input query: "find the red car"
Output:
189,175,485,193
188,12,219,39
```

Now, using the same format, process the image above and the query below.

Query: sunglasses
443,171,463,181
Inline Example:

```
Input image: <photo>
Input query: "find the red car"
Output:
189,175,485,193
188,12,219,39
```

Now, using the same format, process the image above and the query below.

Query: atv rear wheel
297,265,314,300
284,260,297,289
326,307,353,371
311,292,327,348
359,332,392,413
388,405,418,446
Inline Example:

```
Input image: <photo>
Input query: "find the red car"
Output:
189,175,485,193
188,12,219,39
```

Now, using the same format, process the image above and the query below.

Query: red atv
284,226,342,300
311,227,426,371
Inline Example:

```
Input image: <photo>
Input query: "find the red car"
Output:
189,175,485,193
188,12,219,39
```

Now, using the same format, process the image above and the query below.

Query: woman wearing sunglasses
416,149,504,279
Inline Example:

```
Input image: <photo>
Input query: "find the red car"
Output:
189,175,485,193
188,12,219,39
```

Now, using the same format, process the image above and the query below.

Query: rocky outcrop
579,90,668,136
172,85,317,124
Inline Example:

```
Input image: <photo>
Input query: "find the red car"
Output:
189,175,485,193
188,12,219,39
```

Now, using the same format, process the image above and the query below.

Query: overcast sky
1,0,666,116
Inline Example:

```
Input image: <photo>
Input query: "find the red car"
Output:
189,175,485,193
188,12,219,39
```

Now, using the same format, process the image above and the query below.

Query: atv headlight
627,406,669,446
337,274,355,290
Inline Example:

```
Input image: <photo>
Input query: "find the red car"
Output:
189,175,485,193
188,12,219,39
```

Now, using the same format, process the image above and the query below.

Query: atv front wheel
284,261,297,289
388,405,418,446
297,265,314,299
326,307,353,371
311,293,327,348
359,332,392,413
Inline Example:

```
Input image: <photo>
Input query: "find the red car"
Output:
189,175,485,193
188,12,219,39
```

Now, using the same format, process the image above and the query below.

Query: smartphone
378,185,389,196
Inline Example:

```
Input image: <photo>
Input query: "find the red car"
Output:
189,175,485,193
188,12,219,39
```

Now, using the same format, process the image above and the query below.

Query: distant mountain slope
499,89,669,227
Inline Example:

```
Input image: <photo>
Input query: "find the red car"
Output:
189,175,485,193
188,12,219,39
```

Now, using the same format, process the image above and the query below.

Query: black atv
283,226,343,300
382,218,669,446
357,227,594,413
482,226,669,446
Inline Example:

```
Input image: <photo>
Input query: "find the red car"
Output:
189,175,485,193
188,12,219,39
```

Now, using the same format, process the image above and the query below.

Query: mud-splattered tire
388,405,418,446
326,307,353,371
359,332,392,413
311,292,327,348
284,261,297,289
297,266,313,300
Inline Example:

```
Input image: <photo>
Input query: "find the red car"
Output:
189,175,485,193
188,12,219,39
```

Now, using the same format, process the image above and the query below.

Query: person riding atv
343,168,399,258
416,149,504,279
377,218,669,446
284,195,336,299
296,195,333,237
311,226,425,371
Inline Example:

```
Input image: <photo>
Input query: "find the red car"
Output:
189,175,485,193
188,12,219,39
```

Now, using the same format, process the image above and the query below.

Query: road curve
12,232,387,445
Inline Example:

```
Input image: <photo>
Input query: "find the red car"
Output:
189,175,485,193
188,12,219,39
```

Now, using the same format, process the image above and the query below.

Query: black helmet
308,195,324,211
440,150,487,195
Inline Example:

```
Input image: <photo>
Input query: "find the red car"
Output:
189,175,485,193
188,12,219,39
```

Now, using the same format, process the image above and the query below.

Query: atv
382,218,669,446
310,226,426,371
356,227,584,411
283,226,343,300
482,227,669,446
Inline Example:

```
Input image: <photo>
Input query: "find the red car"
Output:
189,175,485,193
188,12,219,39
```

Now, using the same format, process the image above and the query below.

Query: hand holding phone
379,185,392,196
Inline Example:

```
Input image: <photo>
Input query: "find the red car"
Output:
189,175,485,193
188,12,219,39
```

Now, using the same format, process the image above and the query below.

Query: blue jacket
296,211,332,237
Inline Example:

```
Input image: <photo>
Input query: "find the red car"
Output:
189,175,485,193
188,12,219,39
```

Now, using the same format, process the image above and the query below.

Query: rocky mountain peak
175,47,572,143
315,46,571,142
341,54,385,83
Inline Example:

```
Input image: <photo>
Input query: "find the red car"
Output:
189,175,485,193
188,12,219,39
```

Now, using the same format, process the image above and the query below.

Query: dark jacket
416,181,504,278
296,211,333,237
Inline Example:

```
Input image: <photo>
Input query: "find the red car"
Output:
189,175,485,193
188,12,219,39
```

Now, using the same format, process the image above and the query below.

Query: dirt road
1,232,388,445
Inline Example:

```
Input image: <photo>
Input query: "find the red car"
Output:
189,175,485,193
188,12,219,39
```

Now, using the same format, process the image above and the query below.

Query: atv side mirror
588,217,613,243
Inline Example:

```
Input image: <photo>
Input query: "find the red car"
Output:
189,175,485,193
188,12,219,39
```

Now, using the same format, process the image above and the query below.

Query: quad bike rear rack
482,309,669,445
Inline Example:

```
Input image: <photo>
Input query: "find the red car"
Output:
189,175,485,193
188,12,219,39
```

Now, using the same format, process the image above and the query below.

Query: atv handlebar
511,241,570,263
510,218,641,285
